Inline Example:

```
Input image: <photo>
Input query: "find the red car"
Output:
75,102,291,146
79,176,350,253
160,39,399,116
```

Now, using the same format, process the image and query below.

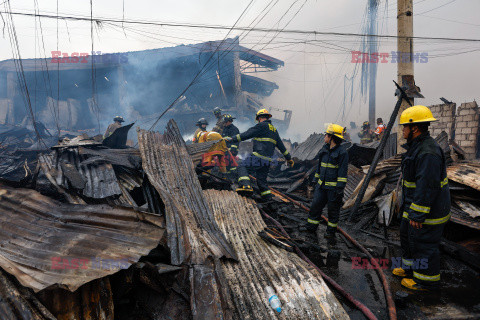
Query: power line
148,0,256,130
3,10,480,43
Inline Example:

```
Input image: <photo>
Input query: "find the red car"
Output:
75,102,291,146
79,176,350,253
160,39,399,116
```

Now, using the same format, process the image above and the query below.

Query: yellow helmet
399,105,437,125
325,123,345,140
256,108,272,120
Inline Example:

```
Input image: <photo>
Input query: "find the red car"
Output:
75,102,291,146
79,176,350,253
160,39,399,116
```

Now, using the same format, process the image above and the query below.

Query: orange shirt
375,124,386,135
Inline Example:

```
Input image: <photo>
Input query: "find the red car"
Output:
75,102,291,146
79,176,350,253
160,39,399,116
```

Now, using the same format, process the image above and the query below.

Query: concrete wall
429,103,456,139
454,101,480,159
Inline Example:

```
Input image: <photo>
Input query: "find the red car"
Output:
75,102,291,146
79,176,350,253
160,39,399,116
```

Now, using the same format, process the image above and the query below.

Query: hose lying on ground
259,209,378,320
267,187,397,320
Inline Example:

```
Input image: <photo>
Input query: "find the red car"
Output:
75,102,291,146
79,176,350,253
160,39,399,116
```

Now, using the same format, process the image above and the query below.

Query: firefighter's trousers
400,217,445,286
307,185,342,230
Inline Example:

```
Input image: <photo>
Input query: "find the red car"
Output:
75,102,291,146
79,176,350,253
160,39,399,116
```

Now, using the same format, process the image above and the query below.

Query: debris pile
0,120,350,320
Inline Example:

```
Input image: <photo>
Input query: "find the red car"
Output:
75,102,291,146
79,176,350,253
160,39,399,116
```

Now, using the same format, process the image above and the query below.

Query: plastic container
265,286,282,313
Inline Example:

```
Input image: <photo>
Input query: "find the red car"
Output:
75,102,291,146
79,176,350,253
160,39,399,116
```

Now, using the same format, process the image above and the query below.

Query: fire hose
265,186,397,320
259,209,378,320
201,143,396,319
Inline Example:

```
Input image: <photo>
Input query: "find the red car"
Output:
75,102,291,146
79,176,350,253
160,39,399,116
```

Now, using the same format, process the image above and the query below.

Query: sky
1,0,479,140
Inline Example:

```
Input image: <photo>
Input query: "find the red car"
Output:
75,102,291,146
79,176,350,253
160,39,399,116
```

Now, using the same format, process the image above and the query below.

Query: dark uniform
358,128,374,144
400,132,450,286
307,143,348,233
222,123,240,174
230,119,291,200
222,123,240,156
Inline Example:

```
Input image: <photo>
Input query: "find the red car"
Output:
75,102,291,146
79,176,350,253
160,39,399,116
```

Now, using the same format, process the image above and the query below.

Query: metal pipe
348,81,409,222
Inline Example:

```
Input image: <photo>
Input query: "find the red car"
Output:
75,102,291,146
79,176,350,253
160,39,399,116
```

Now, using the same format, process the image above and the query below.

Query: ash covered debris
0,86,480,320
0,119,353,320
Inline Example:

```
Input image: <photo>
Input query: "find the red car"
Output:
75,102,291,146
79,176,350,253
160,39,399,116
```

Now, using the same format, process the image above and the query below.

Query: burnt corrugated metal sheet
0,268,56,320
137,125,236,265
137,123,238,320
348,133,397,167
290,133,325,161
37,278,114,320
204,189,349,319
39,149,122,199
343,164,364,202
0,183,164,292
383,132,397,160
77,147,141,169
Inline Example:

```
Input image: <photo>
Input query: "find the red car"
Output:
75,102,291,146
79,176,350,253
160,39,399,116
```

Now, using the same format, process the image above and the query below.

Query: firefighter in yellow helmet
358,121,374,144
304,124,348,238
393,105,450,291
224,108,294,199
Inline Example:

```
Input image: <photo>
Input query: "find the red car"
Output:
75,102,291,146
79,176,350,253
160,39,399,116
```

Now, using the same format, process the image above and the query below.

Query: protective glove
223,136,233,142
286,159,294,168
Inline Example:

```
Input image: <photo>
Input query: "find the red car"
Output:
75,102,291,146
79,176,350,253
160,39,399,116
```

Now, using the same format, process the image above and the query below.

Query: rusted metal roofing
204,189,349,319
290,133,325,161
137,124,237,265
0,268,56,320
0,183,164,292
137,123,238,320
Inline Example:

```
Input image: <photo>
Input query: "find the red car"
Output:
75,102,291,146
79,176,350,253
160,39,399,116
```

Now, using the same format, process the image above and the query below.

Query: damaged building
0,37,291,135
0,99,480,319
0,33,480,320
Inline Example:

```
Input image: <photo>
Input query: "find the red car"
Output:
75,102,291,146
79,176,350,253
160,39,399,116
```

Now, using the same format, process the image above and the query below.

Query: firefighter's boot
401,278,428,291
392,268,408,278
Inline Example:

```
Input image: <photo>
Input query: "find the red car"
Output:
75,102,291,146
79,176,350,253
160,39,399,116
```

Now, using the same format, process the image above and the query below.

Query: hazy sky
1,0,479,139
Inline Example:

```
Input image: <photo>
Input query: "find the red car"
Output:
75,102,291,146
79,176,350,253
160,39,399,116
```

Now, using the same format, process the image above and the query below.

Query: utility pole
368,0,379,127
397,0,414,150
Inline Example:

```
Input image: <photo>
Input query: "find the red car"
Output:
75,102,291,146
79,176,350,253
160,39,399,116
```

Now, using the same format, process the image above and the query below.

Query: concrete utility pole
367,0,379,127
397,0,414,150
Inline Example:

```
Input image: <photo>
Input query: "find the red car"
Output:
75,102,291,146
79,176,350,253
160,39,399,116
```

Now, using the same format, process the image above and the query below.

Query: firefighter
305,124,348,238
225,109,294,198
212,107,226,134
104,116,124,139
221,114,240,175
392,105,450,291
358,121,374,144
375,117,386,140
193,118,208,143
343,127,351,142
197,131,228,174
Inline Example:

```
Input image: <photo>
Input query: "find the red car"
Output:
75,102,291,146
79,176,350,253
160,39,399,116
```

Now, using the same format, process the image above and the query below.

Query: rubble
0,114,479,320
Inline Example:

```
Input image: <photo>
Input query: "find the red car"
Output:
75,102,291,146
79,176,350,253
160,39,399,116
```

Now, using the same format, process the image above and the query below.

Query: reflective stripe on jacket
401,132,450,224
358,129,374,143
231,120,291,161
314,143,348,190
